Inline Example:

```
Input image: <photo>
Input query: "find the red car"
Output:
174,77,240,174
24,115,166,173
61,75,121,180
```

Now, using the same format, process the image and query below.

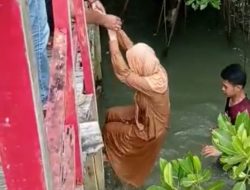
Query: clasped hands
90,0,122,32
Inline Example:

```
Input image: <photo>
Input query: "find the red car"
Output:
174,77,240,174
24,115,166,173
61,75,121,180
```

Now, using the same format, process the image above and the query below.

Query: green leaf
187,173,197,181
238,171,247,179
163,163,174,188
235,112,249,130
191,3,199,10
180,177,195,187
160,158,168,174
161,175,175,189
228,126,237,135
232,181,246,190
222,163,233,171
180,157,194,174
201,169,211,183
207,181,225,190
228,168,235,179
185,0,195,5
220,155,245,165
147,185,168,190
235,161,247,177
232,136,247,156
171,159,185,180
237,124,247,142
186,0,220,10
217,114,232,131
210,1,220,9
212,128,232,147
243,136,250,149
200,0,208,4
241,129,247,143
192,155,202,173
200,3,208,10
212,138,236,155
237,123,245,134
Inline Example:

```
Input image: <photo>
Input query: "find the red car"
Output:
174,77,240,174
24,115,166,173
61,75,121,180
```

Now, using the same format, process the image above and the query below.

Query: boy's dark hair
221,64,247,88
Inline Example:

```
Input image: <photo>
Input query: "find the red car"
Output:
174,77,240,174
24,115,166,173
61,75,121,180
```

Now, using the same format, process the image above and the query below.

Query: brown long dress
102,30,170,187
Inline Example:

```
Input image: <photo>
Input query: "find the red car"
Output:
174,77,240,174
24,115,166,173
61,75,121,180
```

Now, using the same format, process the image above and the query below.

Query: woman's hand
117,30,133,50
108,29,117,41
101,14,122,31
201,145,221,157
88,0,122,30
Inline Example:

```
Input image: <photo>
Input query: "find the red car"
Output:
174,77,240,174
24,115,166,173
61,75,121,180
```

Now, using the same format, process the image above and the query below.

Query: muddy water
0,1,249,189
98,0,250,189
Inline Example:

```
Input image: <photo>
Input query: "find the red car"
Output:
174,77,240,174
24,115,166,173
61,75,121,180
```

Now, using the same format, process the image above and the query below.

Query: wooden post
88,24,103,82
0,0,52,189
71,1,105,189
44,28,74,190
0,0,101,189
52,0,83,185
80,122,105,190
72,0,95,94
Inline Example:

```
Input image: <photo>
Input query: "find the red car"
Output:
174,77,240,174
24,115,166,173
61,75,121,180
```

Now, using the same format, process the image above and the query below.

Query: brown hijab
126,43,168,94
124,42,168,132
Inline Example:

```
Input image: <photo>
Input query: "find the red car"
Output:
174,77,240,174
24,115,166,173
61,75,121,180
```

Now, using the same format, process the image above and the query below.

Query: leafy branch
147,153,224,190
185,0,220,10
212,112,250,190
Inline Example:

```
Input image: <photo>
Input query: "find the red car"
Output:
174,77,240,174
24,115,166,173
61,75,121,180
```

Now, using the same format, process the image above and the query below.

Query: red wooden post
44,29,70,190
52,0,83,185
0,0,52,189
0,0,92,188
73,0,95,94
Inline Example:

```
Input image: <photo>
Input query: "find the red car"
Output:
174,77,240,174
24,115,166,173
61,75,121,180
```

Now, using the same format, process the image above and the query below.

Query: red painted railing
0,0,51,189
0,0,95,189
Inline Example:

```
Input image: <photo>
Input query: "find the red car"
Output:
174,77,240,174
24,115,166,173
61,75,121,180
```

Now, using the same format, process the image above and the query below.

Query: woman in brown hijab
102,29,170,187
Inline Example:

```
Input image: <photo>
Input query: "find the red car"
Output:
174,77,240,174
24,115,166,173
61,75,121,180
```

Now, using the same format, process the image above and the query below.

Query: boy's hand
102,14,122,31
91,0,106,14
201,145,221,157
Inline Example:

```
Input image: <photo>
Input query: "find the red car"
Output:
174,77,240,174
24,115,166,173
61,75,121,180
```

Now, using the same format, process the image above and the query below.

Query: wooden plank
61,126,76,190
80,122,103,154
84,151,105,190
44,29,68,190
92,151,105,190
0,0,52,189
80,122,104,190
77,94,96,123
88,24,102,81
52,0,83,184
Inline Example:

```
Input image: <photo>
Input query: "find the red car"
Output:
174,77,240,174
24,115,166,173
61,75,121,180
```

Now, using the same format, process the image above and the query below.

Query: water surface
99,0,250,189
